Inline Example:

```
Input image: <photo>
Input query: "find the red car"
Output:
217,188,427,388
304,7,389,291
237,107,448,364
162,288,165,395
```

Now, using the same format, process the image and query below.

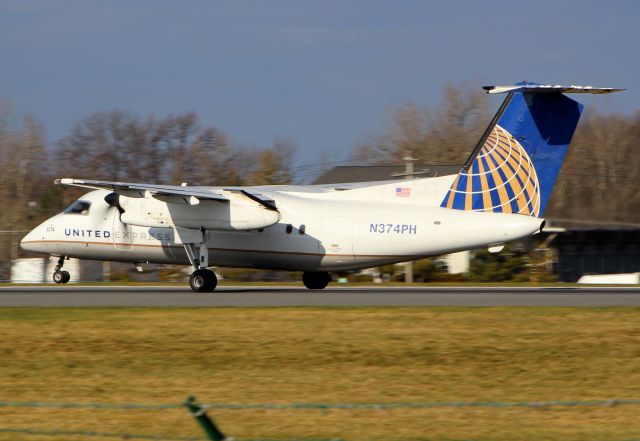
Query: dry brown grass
0,307,639,440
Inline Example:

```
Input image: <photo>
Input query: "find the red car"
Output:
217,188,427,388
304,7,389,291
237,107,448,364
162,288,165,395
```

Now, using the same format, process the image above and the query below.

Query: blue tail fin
440,83,621,217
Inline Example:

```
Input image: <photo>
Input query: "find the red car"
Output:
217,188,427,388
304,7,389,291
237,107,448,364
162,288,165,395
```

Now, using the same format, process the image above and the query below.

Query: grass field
1,307,639,440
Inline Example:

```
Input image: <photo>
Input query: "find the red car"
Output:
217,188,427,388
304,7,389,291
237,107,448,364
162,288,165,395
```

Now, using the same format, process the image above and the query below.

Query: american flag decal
396,187,411,197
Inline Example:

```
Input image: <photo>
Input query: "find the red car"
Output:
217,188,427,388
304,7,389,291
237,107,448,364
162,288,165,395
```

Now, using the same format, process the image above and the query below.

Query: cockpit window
64,200,91,215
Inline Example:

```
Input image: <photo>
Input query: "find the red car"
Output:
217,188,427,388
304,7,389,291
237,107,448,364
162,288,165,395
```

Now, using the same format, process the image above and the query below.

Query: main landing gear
184,239,217,292
302,271,331,290
189,269,217,292
52,256,70,284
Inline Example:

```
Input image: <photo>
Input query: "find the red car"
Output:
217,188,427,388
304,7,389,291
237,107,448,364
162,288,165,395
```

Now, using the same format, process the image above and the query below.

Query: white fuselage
21,176,544,271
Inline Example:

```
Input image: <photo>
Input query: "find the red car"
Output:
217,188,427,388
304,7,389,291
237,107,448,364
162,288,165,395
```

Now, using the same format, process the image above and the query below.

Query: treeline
56,110,295,187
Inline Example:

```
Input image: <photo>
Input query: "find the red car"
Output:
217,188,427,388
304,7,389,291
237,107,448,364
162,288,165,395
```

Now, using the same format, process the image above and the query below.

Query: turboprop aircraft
21,82,622,291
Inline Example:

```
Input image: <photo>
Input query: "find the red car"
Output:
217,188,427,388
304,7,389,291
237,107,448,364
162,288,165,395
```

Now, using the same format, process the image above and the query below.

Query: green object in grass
184,396,226,441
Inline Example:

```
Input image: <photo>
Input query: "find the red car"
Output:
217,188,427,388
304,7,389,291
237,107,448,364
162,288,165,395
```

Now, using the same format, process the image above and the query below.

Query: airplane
21,82,622,291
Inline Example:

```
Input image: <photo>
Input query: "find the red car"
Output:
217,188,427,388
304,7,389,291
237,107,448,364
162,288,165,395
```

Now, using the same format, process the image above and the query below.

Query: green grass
1,308,639,440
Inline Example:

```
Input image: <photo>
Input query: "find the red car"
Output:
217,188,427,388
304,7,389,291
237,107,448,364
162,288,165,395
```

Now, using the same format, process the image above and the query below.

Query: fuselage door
320,216,355,264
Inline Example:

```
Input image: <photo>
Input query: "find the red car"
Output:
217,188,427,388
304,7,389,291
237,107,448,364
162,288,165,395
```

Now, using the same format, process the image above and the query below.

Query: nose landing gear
52,256,70,284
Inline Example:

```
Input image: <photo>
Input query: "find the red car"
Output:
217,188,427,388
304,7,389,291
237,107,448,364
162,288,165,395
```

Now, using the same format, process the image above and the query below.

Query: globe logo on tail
441,124,541,216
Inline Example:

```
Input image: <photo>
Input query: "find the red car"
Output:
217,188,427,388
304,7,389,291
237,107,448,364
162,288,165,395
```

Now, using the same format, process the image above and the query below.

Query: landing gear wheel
189,269,217,292
302,272,331,290
53,270,70,284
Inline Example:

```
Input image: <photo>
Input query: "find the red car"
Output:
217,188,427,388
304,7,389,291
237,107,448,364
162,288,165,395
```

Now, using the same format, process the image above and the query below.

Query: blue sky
1,0,638,173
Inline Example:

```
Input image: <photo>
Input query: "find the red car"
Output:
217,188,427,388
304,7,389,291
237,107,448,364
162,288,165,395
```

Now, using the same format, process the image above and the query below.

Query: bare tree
353,82,489,165
546,110,640,223
0,102,46,277
248,137,296,185
56,111,229,185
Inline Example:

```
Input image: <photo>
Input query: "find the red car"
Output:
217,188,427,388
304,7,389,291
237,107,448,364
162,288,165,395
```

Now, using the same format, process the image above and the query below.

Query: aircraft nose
20,227,42,252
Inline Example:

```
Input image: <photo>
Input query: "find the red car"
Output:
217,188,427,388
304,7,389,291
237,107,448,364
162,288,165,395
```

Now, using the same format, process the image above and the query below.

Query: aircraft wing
55,178,228,202
55,178,279,210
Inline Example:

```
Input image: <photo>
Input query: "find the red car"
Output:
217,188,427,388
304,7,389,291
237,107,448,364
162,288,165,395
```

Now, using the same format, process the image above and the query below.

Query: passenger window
299,225,306,235
286,224,293,234
64,200,91,215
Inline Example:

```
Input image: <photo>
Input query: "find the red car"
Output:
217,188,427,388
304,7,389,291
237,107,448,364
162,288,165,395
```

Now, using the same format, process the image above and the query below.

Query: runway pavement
1,285,640,306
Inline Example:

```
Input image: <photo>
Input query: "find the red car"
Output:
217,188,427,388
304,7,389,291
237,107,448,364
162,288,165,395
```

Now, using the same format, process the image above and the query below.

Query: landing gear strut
184,237,217,293
302,272,331,290
52,256,70,284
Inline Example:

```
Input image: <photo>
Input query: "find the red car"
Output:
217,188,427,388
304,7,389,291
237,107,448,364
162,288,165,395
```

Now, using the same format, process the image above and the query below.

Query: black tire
53,270,70,284
189,269,217,292
302,272,331,290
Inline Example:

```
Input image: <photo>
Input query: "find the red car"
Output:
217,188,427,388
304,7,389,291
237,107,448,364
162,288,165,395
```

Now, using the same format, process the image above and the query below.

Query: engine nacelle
118,192,280,230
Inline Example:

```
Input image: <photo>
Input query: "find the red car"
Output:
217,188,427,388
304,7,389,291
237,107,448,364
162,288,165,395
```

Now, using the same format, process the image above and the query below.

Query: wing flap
226,189,278,211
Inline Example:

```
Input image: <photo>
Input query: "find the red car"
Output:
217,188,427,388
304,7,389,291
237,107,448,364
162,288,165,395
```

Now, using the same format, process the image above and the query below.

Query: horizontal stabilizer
483,83,624,95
